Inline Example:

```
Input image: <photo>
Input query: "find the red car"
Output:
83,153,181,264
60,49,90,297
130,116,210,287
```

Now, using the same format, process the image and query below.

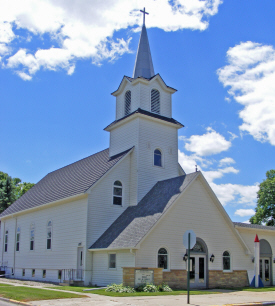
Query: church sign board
135,269,154,286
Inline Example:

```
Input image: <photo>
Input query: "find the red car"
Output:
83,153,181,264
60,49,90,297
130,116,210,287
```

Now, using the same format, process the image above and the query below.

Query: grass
0,284,12,287
230,286,275,292
49,286,220,297
0,285,86,302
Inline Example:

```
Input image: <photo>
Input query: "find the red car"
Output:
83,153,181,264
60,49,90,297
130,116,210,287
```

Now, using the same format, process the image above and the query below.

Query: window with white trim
125,90,131,116
109,253,116,269
30,223,35,251
223,251,231,271
154,149,162,167
16,227,20,252
47,221,52,250
151,89,160,114
158,248,168,270
4,230,8,252
113,181,122,205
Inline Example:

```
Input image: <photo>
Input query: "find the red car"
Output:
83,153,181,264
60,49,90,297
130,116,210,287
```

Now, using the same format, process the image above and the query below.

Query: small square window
43,270,46,278
22,269,25,277
109,254,116,269
32,269,35,277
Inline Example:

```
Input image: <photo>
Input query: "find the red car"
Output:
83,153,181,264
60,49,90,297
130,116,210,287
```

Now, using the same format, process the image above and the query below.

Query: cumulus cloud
178,148,259,207
0,0,222,79
234,209,255,217
218,41,275,146
219,157,235,166
184,127,232,156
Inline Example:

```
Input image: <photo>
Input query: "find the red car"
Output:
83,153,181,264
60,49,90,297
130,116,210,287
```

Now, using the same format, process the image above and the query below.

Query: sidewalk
0,278,275,306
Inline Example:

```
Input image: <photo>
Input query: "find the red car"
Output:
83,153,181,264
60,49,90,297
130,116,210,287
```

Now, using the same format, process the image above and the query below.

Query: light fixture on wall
183,253,188,261
210,254,215,263
251,257,255,263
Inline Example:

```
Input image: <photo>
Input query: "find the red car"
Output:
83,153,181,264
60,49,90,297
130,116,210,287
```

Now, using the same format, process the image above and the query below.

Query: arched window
47,221,52,250
125,90,131,116
151,89,160,114
158,248,168,270
30,223,35,251
192,241,205,253
223,251,231,271
113,180,122,205
16,227,20,252
154,149,162,167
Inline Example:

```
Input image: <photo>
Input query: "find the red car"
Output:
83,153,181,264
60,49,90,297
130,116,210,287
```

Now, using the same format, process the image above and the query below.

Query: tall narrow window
158,248,168,270
125,90,131,116
151,89,160,114
4,230,8,252
109,254,116,269
113,181,122,205
47,221,52,250
223,251,231,271
30,223,35,251
154,149,162,167
16,227,20,252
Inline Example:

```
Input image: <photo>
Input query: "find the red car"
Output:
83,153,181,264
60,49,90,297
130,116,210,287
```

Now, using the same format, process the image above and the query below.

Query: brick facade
123,267,163,287
209,270,249,288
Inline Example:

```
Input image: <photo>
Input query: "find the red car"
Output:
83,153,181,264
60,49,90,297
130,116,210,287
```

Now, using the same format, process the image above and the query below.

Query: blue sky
1,0,275,222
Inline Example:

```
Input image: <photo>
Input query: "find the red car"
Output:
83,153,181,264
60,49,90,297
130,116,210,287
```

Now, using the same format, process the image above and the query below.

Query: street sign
183,230,196,249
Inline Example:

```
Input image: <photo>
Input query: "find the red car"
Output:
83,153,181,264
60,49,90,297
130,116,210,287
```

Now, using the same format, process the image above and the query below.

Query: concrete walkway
0,279,275,306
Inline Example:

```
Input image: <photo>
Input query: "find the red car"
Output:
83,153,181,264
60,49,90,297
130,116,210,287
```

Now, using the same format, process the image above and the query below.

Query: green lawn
233,286,275,292
0,285,86,302
49,286,220,297
0,284,12,287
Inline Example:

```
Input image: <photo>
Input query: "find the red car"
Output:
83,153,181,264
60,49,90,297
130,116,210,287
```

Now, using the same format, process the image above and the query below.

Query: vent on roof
151,89,160,114
125,90,131,116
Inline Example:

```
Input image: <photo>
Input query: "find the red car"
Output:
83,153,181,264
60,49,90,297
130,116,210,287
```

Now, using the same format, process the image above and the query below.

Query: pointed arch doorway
189,238,208,289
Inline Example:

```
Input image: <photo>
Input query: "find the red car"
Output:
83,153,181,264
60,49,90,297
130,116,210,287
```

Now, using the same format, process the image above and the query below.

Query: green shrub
105,284,136,293
142,284,159,292
158,283,173,292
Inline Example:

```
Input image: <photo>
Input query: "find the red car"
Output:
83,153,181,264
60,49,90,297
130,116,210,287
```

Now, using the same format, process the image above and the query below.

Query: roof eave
234,225,275,232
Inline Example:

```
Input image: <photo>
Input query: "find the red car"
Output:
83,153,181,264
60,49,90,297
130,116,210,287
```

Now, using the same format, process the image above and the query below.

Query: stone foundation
209,270,249,288
163,270,187,289
123,267,163,287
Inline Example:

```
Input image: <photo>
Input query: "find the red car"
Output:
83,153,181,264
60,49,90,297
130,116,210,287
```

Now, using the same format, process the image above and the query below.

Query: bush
105,283,136,293
158,283,173,292
142,284,159,292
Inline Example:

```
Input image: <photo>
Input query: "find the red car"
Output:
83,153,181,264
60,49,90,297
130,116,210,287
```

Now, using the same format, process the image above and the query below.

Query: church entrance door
260,258,271,286
189,255,206,288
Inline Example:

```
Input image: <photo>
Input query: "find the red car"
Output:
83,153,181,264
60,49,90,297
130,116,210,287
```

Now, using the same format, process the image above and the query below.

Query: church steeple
132,8,155,79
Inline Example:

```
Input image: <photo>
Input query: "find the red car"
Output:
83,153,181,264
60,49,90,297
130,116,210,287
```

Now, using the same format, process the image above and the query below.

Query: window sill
223,270,233,273
108,268,117,271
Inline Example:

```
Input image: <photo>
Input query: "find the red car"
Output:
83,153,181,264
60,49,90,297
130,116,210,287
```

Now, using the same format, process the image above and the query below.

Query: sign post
183,230,196,305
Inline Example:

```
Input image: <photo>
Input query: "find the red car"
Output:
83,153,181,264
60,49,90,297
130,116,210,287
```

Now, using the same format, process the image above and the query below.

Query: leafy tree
0,171,35,213
250,170,275,226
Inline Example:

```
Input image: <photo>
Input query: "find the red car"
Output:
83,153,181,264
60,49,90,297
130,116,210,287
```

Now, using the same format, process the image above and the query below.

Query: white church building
1,11,274,289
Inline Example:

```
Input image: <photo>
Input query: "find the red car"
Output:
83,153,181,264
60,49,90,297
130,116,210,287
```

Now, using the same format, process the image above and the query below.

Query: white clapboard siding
115,79,172,120
137,118,179,202
1,197,87,283
91,250,135,286
135,177,252,274
236,228,275,283
87,154,131,247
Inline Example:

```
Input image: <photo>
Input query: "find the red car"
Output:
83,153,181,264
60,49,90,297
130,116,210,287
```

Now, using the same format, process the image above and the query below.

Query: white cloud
235,209,255,217
218,41,275,146
16,70,32,81
0,0,223,79
219,157,235,166
184,127,232,156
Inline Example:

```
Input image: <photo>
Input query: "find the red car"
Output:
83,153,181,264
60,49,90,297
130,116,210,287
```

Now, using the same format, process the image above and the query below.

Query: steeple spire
132,8,155,79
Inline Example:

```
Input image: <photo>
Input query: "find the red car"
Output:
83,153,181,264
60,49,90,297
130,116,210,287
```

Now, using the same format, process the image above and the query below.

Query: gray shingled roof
90,172,199,250
104,108,184,131
0,148,131,218
234,222,275,231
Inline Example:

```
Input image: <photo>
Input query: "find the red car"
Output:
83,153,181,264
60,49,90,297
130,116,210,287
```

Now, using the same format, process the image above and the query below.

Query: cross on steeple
140,7,149,26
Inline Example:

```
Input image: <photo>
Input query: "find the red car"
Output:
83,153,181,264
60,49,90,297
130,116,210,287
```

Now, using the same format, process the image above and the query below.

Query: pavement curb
0,297,35,306
224,302,275,306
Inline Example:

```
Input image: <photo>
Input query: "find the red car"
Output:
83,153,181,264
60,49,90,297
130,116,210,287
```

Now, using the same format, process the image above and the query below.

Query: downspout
13,217,17,276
